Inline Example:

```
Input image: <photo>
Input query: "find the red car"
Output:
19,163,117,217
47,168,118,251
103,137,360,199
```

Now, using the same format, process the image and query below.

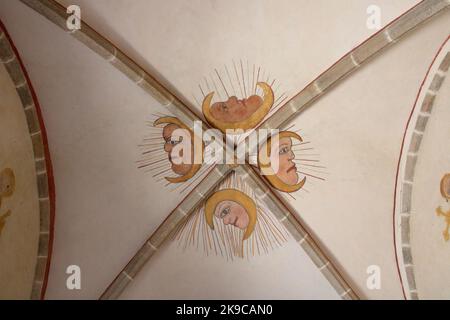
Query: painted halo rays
258,131,307,193
172,173,289,260
138,64,325,260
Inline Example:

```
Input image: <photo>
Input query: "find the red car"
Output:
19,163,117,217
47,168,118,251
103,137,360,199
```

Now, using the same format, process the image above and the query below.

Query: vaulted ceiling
0,0,449,300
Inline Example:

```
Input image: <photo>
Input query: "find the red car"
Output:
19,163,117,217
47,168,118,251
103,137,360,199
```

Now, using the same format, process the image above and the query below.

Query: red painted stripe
0,19,56,300
392,35,449,300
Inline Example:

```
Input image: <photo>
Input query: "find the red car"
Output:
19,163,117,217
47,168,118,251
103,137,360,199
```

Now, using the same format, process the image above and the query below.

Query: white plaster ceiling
0,0,449,300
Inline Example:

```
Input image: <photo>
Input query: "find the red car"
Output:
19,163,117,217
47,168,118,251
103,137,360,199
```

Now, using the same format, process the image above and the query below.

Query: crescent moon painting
172,172,289,260
195,61,289,133
205,188,257,241
153,117,203,184
440,173,450,201
254,127,328,195
258,131,307,193
137,115,209,194
202,82,274,133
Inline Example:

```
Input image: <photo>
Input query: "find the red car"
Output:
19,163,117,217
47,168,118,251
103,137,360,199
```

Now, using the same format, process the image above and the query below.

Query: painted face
210,95,263,123
274,137,298,185
0,169,15,198
214,200,250,230
162,124,193,176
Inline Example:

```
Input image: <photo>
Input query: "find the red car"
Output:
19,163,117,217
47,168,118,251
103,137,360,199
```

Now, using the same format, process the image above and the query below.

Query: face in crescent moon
202,82,274,132
210,95,263,123
274,137,299,186
258,131,306,193
162,124,193,176
214,200,250,230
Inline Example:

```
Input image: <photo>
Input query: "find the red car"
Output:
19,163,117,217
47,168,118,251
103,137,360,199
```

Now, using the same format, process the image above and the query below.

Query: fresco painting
258,131,308,193
172,173,289,260
436,174,450,241
202,81,274,133
2,0,449,301
137,63,322,200
137,115,208,195
0,168,15,238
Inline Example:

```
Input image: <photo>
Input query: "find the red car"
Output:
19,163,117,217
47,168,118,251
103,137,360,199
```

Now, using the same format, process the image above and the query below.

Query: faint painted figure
436,173,450,241
0,168,15,237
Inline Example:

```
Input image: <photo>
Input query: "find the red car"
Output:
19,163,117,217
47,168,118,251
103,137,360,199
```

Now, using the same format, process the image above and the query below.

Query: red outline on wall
7,0,446,300
392,35,450,300
0,20,56,300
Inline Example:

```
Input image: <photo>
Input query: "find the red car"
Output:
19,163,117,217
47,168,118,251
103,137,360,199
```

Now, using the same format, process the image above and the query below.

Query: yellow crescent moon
202,82,274,133
258,131,306,193
205,189,257,240
441,173,450,200
153,117,203,183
